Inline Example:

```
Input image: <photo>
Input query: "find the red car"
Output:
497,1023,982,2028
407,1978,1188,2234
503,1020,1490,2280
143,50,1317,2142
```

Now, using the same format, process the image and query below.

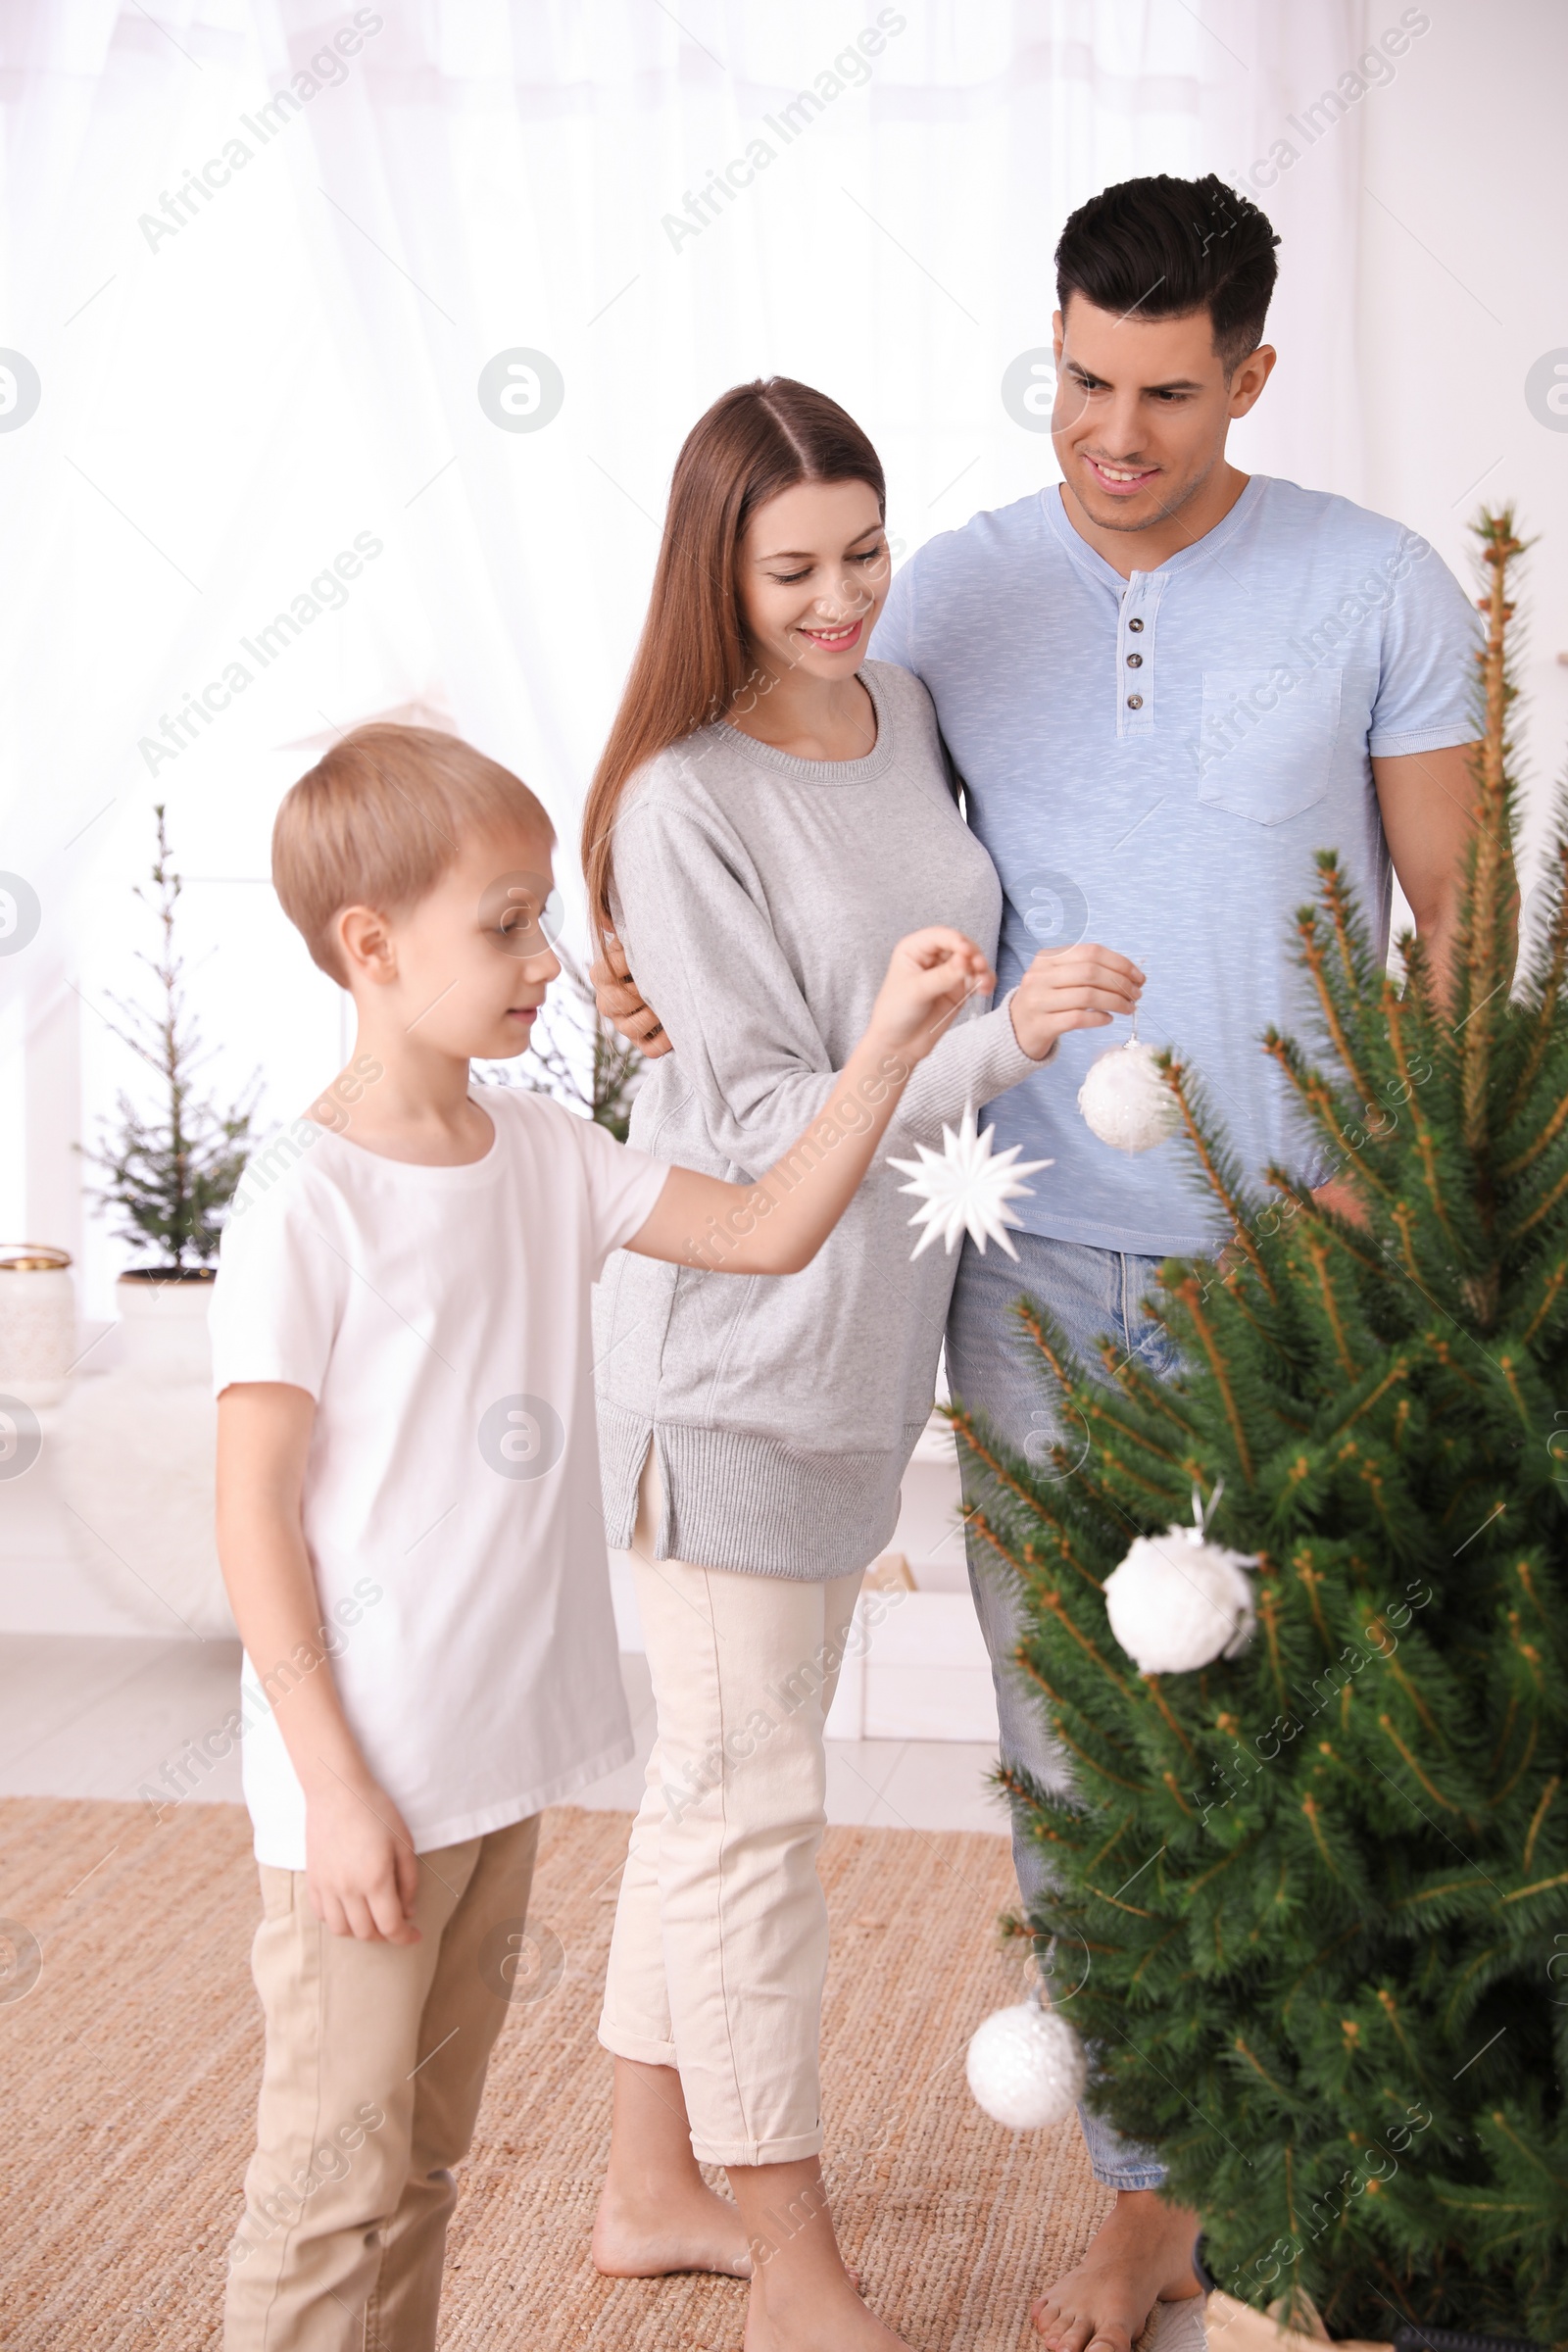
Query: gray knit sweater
593,660,1052,1578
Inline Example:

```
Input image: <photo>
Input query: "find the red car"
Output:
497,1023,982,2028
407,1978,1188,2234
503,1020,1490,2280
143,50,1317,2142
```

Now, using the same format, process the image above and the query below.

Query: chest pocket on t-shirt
1197,668,1342,827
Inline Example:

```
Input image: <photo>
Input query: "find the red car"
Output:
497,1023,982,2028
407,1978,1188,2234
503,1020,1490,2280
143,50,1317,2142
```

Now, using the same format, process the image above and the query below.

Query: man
596,173,1481,2352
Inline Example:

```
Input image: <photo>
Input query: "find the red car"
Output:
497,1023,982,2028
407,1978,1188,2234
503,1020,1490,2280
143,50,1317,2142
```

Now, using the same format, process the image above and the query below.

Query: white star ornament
886,1104,1052,1260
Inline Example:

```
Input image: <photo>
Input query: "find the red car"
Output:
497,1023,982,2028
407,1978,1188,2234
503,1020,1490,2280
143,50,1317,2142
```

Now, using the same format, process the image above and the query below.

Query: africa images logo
477,1395,565,1481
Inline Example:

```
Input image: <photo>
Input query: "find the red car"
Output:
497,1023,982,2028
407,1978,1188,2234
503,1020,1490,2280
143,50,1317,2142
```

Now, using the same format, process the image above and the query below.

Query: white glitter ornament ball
1078,1034,1181,1154
1102,1488,1257,1675
966,1996,1087,2131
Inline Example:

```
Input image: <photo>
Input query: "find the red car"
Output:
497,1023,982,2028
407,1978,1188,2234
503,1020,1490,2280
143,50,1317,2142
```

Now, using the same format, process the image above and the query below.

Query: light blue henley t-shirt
872,475,1480,1257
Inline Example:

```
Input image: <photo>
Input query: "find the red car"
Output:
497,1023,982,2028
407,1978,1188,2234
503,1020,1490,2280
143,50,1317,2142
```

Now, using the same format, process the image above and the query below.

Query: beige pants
223,1814,540,2352
599,1455,863,2166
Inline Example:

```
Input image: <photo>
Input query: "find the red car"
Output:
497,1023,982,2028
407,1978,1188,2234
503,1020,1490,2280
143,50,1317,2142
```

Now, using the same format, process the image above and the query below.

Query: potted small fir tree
951,511,1566,2348
85,805,258,1294
59,808,258,1635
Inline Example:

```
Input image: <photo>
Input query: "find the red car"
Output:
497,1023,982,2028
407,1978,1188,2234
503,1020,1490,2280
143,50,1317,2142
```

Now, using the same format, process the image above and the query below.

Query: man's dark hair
1054,173,1280,370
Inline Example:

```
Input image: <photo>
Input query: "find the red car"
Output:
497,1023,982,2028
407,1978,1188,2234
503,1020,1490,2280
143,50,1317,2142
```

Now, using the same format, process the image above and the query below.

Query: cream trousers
223,1815,539,2352
598,1454,864,2166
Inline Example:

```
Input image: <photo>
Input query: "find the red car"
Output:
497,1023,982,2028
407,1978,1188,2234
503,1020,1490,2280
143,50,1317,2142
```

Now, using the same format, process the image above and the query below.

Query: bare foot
732,2156,901,2351
595,2055,752,2278
592,2174,752,2278
744,2271,908,2352
1031,2189,1201,2352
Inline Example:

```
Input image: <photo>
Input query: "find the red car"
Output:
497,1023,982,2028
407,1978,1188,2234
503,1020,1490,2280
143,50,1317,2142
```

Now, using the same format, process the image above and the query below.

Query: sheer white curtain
0,0,436,1285
0,0,1365,1300
264,0,1371,826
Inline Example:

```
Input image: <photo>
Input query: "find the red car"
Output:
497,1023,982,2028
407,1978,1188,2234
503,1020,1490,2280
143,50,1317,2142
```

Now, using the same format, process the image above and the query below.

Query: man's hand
1208,1173,1367,1290
1309,1173,1369,1228
305,1775,422,1943
590,935,672,1060
1009,944,1146,1061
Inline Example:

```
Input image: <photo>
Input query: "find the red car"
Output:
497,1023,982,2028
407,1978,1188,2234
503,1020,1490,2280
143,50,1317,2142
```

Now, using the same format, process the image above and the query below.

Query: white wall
1356,0,1568,891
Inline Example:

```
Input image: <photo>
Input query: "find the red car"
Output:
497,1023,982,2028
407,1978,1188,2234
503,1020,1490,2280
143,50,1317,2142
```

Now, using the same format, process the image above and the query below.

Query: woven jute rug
0,1796,1110,2349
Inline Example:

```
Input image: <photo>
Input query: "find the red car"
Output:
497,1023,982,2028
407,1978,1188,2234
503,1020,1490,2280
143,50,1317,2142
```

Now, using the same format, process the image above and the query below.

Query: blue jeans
946,1230,1175,2192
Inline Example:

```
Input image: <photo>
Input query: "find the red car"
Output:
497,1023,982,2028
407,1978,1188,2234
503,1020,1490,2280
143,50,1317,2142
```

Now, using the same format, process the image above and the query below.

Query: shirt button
1126,694,1144,710
1126,653,1143,667
1128,616,1145,632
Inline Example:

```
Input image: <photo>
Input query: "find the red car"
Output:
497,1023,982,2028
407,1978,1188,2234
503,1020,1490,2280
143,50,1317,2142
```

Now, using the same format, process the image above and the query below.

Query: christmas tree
951,511,1568,2342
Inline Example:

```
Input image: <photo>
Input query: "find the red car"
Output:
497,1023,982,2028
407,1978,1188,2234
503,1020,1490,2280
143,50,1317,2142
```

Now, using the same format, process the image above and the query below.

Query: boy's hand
590,935,672,1059
868,927,997,1065
1008,943,1146,1061
305,1776,422,1943
218,1383,419,1943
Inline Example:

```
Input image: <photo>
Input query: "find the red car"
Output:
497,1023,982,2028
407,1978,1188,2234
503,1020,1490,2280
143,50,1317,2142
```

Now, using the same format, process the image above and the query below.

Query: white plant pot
52,1274,233,1640
0,1249,76,1406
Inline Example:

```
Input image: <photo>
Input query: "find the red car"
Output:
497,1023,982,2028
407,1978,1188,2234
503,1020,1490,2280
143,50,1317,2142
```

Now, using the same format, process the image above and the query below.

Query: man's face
1051,294,1273,536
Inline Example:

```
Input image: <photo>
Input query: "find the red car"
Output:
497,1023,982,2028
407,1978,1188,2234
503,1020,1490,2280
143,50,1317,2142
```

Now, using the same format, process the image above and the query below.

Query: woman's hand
1008,943,1145,1061
866,927,997,1065
590,935,672,1059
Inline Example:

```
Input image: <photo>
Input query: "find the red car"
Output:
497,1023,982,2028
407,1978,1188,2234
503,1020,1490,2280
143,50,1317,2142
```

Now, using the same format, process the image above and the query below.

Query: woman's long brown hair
581,376,885,954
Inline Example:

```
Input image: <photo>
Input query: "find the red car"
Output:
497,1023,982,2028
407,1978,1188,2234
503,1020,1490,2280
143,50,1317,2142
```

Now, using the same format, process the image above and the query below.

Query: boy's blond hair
272,723,554,980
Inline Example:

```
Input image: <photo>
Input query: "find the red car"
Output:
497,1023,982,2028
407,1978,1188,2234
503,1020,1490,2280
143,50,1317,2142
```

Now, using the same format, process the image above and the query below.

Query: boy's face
364,820,562,1061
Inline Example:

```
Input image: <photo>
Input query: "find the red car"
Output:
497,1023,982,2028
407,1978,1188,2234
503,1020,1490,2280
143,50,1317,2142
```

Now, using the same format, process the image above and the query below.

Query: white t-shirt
209,1085,668,1868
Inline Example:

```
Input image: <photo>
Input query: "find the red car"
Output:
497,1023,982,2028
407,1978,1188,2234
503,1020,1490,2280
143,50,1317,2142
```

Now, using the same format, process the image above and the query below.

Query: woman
583,378,1142,2352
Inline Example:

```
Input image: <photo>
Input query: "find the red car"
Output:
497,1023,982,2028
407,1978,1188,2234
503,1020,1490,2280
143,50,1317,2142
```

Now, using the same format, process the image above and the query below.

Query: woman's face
735,477,890,684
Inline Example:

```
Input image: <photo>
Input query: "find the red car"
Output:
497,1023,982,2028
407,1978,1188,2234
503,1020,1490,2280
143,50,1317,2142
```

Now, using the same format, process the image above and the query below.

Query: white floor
0,1637,1009,1838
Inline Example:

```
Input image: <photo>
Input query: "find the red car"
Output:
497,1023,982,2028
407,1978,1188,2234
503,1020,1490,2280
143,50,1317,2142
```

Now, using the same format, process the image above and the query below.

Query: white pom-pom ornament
887,1103,1052,1260
966,1987,1087,2131
1078,1014,1181,1154
1103,1484,1257,1675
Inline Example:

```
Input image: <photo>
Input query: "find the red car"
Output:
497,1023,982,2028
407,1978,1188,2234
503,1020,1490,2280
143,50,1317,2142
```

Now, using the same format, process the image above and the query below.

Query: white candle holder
0,1245,76,1407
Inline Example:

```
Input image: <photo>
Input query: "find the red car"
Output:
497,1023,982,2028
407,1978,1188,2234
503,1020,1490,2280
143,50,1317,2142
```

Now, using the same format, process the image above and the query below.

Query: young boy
212,720,993,2350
